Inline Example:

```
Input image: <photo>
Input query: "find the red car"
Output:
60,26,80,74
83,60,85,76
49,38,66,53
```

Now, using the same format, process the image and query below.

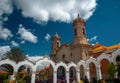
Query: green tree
107,63,117,78
3,48,27,63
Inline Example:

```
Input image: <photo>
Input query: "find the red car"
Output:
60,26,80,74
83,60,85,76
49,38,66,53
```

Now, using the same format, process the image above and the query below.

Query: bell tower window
62,54,65,59
74,29,77,36
82,28,85,35
57,42,59,48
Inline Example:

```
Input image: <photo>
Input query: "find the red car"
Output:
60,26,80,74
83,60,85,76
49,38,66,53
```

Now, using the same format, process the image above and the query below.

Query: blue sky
0,0,120,56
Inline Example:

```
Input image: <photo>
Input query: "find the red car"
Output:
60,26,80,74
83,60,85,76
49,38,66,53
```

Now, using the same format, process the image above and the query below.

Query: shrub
3,79,9,83
24,75,31,81
17,80,25,83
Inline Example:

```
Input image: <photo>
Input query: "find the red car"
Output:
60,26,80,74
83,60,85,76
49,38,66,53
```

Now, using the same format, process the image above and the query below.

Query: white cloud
0,0,13,40
0,25,13,40
0,46,11,56
0,0,13,19
88,35,98,42
11,41,19,47
13,0,97,23
21,41,25,44
18,24,38,43
45,33,51,41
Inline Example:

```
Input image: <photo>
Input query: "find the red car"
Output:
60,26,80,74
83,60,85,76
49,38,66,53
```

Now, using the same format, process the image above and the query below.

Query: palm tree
2,48,27,63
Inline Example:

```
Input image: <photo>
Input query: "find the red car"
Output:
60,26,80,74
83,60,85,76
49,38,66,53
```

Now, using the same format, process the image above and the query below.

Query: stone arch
35,57,55,82
112,49,120,78
112,48,120,63
55,61,67,71
97,53,111,65
68,62,76,70
0,59,16,71
86,57,97,81
77,61,86,69
36,57,55,71
80,65,85,80
89,62,97,81
77,61,86,80
57,66,66,81
17,60,35,71
70,68,77,82
68,62,77,82
100,58,110,79
86,57,97,68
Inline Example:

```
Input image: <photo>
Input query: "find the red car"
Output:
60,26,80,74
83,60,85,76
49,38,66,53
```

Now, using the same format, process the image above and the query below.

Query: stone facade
50,14,92,63
50,14,120,80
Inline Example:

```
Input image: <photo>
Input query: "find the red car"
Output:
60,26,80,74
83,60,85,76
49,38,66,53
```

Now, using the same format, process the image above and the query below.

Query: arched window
116,55,120,77
116,55,120,62
71,53,72,61
82,28,85,35
57,42,59,48
74,29,77,36
62,54,65,59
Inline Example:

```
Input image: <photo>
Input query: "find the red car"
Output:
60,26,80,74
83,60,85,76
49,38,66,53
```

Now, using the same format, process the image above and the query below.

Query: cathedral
50,14,120,80
50,14,120,63
0,14,120,83
50,14,92,63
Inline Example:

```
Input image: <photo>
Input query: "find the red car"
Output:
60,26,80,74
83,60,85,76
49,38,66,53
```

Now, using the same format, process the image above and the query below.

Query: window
74,29,77,36
71,53,72,61
57,42,59,48
82,28,85,35
62,54,65,59
116,55,120,62
86,53,87,57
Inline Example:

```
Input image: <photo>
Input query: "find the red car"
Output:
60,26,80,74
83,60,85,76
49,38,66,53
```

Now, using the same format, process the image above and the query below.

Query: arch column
97,65,102,80
66,71,69,83
13,71,17,80
85,67,90,81
76,70,80,82
53,70,57,83
31,71,36,83
13,68,18,80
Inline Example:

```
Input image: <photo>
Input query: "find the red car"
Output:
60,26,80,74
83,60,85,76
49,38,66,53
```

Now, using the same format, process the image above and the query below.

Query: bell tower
73,14,89,45
51,33,61,55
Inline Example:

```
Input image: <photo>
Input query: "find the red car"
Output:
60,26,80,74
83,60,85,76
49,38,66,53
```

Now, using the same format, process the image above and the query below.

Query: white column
31,71,36,83
66,71,69,83
53,71,57,83
13,71,17,80
85,67,90,81
76,70,80,82
115,72,118,78
97,65,102,80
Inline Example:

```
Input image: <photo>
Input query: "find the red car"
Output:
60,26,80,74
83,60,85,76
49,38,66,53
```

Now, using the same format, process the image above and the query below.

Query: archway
100,59,110,79
89,62,97,81
57,66,66,82
80,65,85,80
17,65,32,83
0,64,14,82
116,55,120,76
36,62,53,83
69,67,76,83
